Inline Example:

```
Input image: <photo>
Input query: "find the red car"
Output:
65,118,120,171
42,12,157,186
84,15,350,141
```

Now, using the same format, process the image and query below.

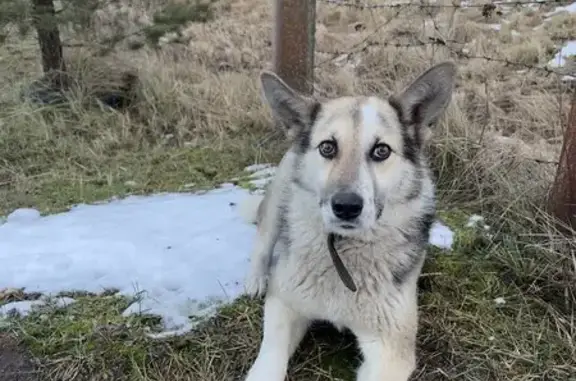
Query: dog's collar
327,233,357,292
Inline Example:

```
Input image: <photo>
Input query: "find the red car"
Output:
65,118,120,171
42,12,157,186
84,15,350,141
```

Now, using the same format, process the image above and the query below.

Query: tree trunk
32,0,67,89
548,90,576,232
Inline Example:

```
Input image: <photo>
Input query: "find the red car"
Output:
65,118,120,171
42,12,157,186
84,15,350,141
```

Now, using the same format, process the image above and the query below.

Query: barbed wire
318,0,572,10
314,0,574,77
316,4,407,66
316,37,569,76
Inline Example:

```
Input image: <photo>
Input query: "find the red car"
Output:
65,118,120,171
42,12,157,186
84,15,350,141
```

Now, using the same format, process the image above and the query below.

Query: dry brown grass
1,0,575,380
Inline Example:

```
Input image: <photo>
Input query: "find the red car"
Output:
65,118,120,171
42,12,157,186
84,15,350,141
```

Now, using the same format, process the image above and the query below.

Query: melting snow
545,1,576,17
544,3,576,73
1,164,456,337
429,222,455,250
0,297,76,318
466,214,485,228
548,40,576,68
494,297,507,305
466,214,491,231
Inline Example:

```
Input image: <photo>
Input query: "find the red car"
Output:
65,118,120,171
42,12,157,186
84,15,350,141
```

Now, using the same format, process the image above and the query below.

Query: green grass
2,293,357,380
0,98,282,216
0,141,268,216
1,81,575,381
2,206,574,381
1,1,576,379
2,110,575,381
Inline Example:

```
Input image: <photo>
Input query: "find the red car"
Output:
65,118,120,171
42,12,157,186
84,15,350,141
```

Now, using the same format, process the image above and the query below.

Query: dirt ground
0,333,40,381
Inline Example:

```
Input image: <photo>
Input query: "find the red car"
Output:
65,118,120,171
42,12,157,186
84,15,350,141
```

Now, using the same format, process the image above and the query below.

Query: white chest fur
268,188,417,333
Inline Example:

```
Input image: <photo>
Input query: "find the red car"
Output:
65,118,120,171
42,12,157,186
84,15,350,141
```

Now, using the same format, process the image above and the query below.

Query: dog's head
260,62,456,236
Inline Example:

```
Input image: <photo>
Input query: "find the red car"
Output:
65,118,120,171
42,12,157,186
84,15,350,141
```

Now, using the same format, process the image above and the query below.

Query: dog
239,61,457,381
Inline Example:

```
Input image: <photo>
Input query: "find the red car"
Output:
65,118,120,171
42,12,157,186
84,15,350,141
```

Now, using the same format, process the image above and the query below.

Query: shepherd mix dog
238,61,457,381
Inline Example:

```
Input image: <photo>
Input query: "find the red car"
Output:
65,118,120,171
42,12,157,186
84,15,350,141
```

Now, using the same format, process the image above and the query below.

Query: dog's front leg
245,295,309,381
244,232,277,297
353,312,418,381
355,331,417,381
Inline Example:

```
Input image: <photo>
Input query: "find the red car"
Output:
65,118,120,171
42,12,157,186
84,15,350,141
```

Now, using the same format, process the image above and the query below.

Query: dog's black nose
331,192,363,221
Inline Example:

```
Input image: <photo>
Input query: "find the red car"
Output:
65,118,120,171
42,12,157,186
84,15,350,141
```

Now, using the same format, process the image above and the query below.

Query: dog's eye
318,140,338,159
371,143,391,162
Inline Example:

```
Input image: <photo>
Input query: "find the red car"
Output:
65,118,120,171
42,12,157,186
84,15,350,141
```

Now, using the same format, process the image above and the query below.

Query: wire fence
321,0,573,72
271,0,575,95
317,0,564,9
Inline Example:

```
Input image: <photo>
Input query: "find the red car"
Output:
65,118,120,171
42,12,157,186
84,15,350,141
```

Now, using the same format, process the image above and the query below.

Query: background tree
32,0,67,89
0,0,216,101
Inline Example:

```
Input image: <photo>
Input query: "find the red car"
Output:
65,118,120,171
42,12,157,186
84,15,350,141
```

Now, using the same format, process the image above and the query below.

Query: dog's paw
244,271,268,298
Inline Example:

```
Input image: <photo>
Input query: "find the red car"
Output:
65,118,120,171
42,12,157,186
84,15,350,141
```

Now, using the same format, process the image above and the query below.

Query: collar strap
327,233,357,292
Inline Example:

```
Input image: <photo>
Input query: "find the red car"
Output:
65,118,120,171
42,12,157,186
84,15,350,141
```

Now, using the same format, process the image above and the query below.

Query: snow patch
244,163,272,173
0,188,257,334
0,164,455,337
548,40,576,68
0,297,75,318
429,221,454,250
248,167,276,179
466,214,490,231
540,2,576,79
6,208,41,224
466,214,484,228
494,297,507,305
545,1,576,17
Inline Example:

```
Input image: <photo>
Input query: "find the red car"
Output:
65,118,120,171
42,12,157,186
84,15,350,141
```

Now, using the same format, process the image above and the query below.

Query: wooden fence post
273,0,316,95
548,90,576,231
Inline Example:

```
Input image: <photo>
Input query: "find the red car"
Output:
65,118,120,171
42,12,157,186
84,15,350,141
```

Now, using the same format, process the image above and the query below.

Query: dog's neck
289,181,400,292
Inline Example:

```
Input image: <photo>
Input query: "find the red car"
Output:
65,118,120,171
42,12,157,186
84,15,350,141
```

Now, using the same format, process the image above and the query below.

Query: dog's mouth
330,221,366,237
327,234,357,292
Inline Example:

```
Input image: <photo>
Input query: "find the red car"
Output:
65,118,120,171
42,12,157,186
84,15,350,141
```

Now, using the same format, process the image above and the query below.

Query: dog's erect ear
260,71,320,141
390,62,456,129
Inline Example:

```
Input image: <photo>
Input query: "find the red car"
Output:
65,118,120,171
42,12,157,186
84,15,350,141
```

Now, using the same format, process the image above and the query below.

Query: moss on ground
0,138,277,216
0,115,282,216
418,209,575,380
